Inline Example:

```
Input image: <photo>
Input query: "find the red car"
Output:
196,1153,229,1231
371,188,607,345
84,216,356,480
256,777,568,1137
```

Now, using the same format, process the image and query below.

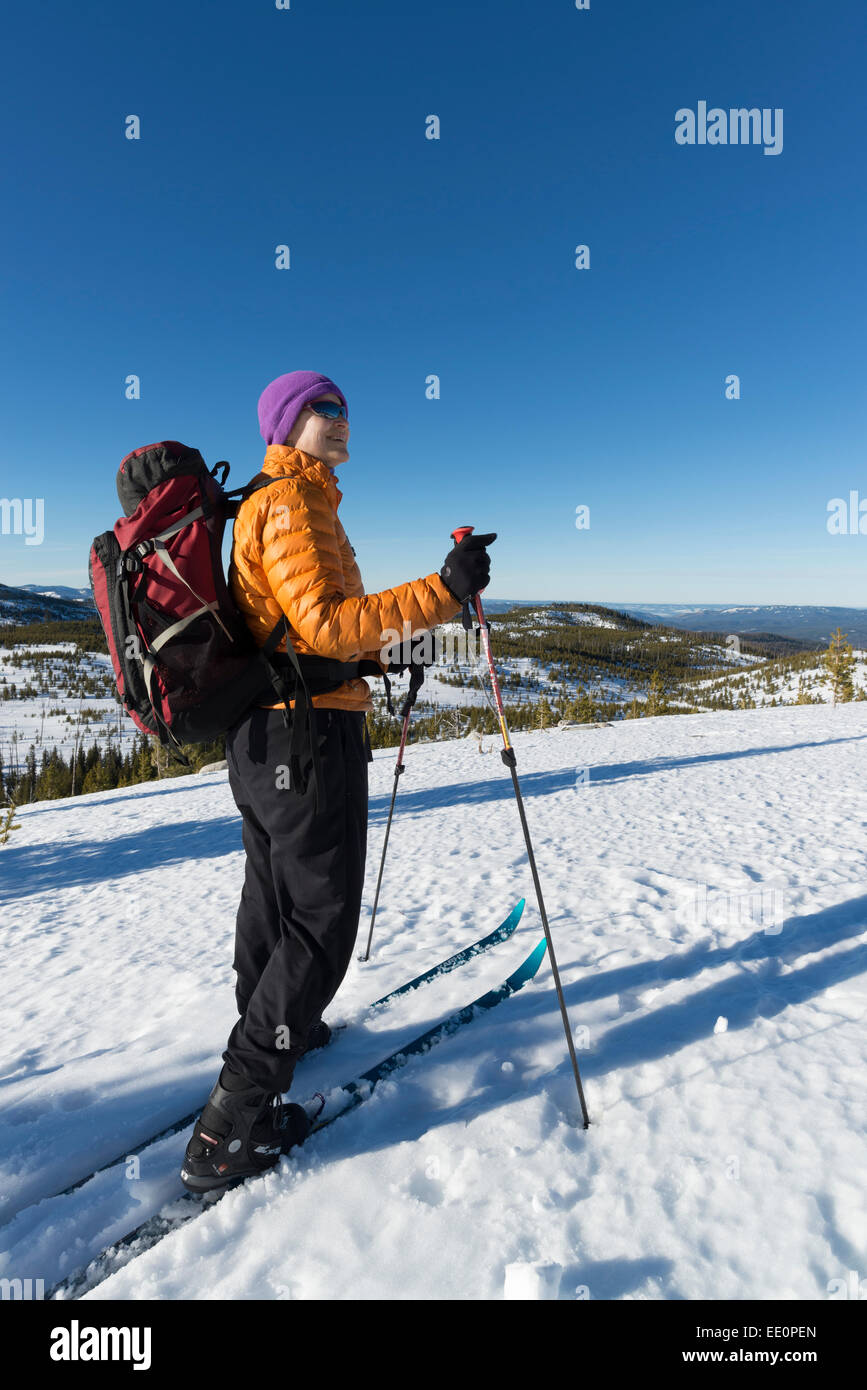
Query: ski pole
451,525,591,1129
362,664,425,962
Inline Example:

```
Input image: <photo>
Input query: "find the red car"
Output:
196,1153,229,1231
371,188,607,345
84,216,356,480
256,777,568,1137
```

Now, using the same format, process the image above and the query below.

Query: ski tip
532,936,549,967
507,936,549,988
496,899,525,936
500,898,526,931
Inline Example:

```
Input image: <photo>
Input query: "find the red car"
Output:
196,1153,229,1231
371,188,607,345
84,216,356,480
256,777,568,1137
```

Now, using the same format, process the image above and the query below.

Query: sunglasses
307,400,348,421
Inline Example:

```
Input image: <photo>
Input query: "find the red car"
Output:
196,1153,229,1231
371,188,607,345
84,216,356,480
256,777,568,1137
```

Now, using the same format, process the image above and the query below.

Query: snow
684,650,867,709
504,1261,563,1299
517,615,623,634
0,644,139,768
0,702,865,1300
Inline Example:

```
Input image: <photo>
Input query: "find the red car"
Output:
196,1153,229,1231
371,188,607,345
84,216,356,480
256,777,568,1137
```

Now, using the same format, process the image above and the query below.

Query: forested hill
1,601,861,806
0,582,96,625
484,601,809,667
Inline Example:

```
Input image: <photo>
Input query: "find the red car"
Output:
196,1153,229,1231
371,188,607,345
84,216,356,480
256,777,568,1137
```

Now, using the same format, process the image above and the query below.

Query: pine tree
573,686,596,723
37,748,71,800
24,745,37,802
133,735,155,784
537,696,553,730
824,628,855,705
644,670,667,717
82,757,113,795
795,678,814,706
0,798,21,845
72,744,87,796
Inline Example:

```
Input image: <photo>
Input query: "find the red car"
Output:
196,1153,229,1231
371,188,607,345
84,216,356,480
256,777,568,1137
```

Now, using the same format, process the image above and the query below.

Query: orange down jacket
229,444,461,712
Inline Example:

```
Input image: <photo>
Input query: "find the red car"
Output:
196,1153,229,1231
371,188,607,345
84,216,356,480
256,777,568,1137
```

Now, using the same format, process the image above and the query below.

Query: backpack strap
260,615,324,814
221,471,326,808
132,533,233,642
400,663,426,720
115,556,192,765
224,471,278,517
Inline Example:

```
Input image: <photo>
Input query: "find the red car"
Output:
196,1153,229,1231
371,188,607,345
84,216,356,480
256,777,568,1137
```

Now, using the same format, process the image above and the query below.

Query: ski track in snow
1,704,866,1300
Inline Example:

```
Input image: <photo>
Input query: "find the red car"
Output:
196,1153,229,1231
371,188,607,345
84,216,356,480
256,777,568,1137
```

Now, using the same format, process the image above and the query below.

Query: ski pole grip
449,526,484,628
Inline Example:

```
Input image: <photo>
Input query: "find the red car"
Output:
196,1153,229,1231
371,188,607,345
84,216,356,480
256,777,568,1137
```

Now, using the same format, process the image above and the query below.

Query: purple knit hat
257,370,348,447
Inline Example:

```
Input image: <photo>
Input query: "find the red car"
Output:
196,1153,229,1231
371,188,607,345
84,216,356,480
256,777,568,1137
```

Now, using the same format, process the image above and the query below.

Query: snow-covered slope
1,704,865,1300
681,650,867,710
0,643,138,764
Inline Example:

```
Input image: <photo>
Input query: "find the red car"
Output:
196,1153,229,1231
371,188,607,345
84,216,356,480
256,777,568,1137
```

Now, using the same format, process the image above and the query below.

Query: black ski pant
222,704,369,1094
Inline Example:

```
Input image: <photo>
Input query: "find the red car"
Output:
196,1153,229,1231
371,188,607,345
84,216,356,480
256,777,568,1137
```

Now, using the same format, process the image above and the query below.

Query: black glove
440,532,496,603
386,631,440,674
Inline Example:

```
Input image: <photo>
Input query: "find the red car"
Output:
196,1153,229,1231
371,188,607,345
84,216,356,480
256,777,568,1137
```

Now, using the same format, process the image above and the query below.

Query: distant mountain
469,598,551,615
0,582,97,625
608,603,867,647
18,584,94,605
3,580,861,648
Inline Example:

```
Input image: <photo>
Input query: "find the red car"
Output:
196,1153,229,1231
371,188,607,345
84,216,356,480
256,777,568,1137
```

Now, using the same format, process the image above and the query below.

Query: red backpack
89,440,341,799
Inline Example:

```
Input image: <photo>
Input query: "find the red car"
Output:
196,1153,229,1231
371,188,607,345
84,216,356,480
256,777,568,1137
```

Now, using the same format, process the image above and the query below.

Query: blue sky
2,0,865,604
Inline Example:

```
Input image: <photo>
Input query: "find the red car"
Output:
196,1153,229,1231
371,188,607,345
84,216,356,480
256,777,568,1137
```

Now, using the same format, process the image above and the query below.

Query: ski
370,896,525,1007
48,934,547,1301
37,899,526,1209
312,933,548,1131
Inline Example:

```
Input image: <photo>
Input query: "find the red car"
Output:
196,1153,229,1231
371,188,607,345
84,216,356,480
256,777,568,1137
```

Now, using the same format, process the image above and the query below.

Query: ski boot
180,1067,310,1194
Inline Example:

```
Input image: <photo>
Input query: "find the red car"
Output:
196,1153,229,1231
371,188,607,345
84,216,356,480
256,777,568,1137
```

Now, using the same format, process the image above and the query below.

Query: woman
181,370,495,1191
